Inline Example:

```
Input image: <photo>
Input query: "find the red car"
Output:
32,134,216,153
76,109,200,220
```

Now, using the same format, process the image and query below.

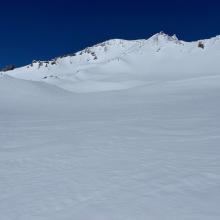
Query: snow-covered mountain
1,32,220,220
4,32,220,92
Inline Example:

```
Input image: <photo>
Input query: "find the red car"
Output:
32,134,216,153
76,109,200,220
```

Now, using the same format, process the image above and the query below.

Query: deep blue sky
0,0,220,67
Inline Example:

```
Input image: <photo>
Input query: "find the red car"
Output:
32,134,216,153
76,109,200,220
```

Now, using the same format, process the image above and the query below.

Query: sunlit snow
1,32,220,220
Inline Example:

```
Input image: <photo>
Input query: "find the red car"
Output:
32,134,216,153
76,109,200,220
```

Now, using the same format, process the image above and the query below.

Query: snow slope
5,32,220,92
1,32,220,220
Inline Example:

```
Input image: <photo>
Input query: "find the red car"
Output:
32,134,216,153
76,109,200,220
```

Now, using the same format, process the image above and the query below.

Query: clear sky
0,0,220,67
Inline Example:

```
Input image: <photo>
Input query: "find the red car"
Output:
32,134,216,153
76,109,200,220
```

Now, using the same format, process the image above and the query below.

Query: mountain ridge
2,32,220,72
2,32,220,93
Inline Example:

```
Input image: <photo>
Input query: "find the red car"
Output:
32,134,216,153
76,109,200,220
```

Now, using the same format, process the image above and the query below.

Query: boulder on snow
0,64,16,72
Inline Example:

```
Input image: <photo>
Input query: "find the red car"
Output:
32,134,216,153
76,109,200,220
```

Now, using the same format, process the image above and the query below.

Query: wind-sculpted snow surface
1,33,220,219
